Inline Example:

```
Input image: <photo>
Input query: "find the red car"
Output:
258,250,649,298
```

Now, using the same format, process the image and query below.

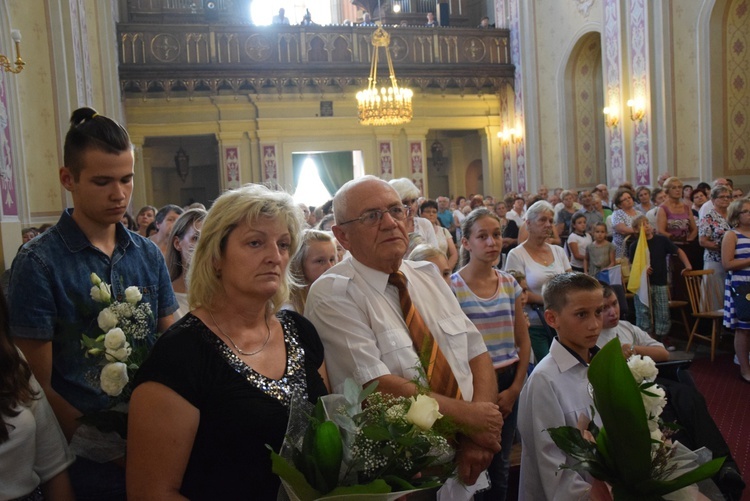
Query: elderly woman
690,187,709,218
722,198,750,383
610,187,639,258
287,229,338,312
127,184,329,500
388,178,439,249
699,185,733,310
554,189,578,239
657,177,697,243
635,186,652,214
504,201,571,362
166,208,207,320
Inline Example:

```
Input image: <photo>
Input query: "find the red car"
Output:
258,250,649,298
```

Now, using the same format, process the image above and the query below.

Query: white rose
103,328,127,350
641,384,667,419
100,362,129,396
405,395,443,431
627,355,658,383
105,345,131,362
90,273,102,286
98,309,119,332
124,286,142,304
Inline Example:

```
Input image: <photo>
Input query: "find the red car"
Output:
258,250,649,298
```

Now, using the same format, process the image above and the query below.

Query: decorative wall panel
379,141,393,181
509,0,526,192
630,0,651,185
223,146,240,189
603,0,625,186
726,0,750,173
261,144,279,189
409,141,424,193
0,76,18,216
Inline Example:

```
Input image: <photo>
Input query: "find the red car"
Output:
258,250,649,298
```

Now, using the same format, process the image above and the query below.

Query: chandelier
356,24,413,126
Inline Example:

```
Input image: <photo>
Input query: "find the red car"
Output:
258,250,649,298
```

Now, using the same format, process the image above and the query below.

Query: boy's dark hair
63,107,131,180
543,272,602,312
601,283,615,298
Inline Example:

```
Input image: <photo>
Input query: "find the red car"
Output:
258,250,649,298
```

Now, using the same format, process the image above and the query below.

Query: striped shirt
451,269,521,369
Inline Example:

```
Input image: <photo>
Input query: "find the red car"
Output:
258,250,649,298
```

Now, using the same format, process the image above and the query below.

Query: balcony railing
118,23,513,99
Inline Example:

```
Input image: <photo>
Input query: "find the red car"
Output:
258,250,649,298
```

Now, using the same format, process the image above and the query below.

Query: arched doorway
563,32,605,189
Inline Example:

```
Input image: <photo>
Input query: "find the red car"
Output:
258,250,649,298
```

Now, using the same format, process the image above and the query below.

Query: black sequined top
134,310,327,500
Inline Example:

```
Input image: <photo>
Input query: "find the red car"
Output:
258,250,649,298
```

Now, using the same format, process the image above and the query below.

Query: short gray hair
525,200,554,223
389,178,421,201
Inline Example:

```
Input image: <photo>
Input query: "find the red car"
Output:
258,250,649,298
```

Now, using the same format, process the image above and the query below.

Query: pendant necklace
209,310,272,356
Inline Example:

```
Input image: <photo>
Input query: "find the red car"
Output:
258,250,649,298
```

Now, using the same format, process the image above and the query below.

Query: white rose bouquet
548,338,724,500
270,379,455,500
78,273,155,436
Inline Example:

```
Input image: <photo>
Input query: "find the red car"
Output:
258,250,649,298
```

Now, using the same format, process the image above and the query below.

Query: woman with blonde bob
128,184,329,500
287,229,338,312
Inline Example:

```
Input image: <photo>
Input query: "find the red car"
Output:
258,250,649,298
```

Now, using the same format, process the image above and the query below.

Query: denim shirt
8,209,177,414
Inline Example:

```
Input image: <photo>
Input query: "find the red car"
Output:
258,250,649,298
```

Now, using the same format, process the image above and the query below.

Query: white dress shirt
517,338,598,500
598,321,665,349
305,257,486,399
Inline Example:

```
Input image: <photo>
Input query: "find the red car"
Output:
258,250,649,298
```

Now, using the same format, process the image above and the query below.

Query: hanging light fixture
174,145,190,182
356,23,413,126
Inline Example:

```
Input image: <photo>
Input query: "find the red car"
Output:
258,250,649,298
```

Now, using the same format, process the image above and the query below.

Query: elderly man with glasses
305,176,502,498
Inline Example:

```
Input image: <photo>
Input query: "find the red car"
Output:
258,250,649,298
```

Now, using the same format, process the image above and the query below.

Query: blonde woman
128,184,328,500
287,229,338,312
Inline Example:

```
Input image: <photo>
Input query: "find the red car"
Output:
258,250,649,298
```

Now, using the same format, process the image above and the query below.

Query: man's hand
455,437,495,485
460,401,502,451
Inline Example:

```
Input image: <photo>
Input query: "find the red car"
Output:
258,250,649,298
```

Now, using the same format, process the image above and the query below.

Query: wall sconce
602,106,619,128
626,97,646,122
497,128,522,144
1,30,24,74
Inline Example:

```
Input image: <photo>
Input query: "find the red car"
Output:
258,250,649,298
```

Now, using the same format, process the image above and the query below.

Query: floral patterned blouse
698,208,730,263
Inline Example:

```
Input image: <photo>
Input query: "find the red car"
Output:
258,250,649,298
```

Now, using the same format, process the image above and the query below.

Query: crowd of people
1,108,747,500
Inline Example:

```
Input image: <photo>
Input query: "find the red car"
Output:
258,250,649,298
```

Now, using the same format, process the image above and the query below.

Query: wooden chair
667,285,691,340
683,269,724,362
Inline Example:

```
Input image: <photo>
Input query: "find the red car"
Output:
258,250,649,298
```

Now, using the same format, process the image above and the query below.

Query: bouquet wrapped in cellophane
271,379,455,500
548,338,725,500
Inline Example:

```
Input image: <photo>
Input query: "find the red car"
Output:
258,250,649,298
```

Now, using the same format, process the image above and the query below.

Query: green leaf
588,338,652,484
547,426,598,461
269,449,322,501
361,425,393,441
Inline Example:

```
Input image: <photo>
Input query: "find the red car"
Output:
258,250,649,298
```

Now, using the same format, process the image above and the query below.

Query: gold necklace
527,243,551,266
209,310,272,356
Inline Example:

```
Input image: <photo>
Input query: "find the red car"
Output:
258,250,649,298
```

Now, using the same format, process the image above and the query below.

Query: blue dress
724,230,750,330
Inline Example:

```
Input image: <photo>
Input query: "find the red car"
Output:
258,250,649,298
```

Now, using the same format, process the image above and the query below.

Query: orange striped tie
388,271,461,399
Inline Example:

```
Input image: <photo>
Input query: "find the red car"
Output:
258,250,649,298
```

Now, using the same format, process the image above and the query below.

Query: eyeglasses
338,205,410,226
402,198,418,206
739,210,750,216
716,196,732,200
